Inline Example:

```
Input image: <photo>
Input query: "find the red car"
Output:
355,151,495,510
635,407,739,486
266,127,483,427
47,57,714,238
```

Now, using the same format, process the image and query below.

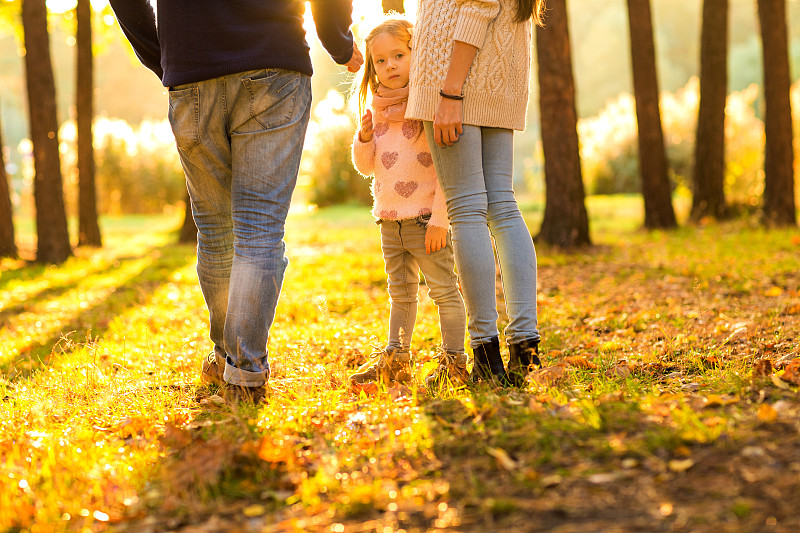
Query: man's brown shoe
223,384,266,404
201,352,225,386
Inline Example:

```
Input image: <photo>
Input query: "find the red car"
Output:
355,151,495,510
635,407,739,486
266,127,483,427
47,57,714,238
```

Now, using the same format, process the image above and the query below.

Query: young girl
349,19,468,389
406,0,547,386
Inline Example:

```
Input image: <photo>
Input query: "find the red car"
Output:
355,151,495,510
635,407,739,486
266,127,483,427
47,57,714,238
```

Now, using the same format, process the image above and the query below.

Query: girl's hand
433,98,463,147
359,109,374,142
425,225,448,254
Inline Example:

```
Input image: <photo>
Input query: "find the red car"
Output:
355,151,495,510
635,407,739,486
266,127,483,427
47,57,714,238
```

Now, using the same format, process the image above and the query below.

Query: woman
406,0,546,386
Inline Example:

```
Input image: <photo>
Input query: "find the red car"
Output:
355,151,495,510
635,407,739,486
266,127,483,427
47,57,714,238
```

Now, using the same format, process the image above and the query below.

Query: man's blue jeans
168,69,312,386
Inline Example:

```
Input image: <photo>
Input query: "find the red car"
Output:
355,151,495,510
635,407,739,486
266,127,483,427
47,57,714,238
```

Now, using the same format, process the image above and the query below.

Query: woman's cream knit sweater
406,0,532,131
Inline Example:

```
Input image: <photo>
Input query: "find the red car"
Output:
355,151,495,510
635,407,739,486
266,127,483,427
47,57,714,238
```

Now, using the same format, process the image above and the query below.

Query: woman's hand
425,225,448,254
433,98,463,147
359,109,374,142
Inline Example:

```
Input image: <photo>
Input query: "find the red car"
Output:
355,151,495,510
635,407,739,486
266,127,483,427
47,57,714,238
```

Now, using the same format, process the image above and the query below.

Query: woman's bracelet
439,89,464,101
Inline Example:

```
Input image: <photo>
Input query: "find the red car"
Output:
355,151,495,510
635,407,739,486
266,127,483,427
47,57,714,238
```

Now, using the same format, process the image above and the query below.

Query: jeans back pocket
237,69,303,133
168,86,200,156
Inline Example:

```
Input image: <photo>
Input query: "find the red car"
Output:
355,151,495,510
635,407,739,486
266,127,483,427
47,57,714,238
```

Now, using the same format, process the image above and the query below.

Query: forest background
3,0,800,222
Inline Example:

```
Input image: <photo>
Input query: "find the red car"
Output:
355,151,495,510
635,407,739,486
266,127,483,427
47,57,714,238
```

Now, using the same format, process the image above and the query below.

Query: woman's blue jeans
423,123,539,348
168,69,312,386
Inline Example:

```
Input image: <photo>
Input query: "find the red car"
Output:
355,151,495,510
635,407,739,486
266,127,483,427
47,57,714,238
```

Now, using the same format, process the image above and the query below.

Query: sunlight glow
304,0,416,43
45,0,76,14
46,0,111,13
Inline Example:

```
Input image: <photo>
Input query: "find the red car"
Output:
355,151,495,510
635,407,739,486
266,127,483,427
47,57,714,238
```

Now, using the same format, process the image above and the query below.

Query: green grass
1,199,800,532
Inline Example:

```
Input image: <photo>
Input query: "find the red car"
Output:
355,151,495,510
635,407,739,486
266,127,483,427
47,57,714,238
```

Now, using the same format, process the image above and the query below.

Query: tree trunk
626,0,677,229
382,0,405,13
22,0,72,263
178,191,197,244
77,0,102,246
757,0,796,226
691,0,728,221
0,109,16,259
535,0,591,247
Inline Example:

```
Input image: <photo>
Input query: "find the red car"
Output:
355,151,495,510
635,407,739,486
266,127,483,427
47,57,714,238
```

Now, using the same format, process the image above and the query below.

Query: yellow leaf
765,286,783,297
243,504,266,517
668,458,694,472
486,447,517,471
757,404,778,423
258,437,293,463
770,375,791,390
704,394,724,407
600,340,624,354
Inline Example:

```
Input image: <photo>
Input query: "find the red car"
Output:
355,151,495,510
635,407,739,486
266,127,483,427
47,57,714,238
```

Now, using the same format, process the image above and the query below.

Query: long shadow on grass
0,255,151,326
421,384,655,531
2,244,197,379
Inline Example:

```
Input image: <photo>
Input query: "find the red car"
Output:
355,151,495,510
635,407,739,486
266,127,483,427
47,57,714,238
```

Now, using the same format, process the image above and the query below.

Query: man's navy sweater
109,0,355,87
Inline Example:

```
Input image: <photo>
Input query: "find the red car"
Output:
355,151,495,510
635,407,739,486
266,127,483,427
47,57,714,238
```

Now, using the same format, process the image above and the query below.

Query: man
109,0,363,403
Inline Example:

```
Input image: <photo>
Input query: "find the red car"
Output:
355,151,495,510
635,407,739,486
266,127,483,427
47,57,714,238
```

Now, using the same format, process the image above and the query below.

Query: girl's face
370,32,411,90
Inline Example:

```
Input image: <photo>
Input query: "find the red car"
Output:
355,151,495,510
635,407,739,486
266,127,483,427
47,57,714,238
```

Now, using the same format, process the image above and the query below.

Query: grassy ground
1,197,799,533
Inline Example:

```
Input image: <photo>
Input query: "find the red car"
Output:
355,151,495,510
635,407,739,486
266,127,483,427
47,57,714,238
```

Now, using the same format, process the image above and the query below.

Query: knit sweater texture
406,0,532,131
108,0,355,87
352,86,449,229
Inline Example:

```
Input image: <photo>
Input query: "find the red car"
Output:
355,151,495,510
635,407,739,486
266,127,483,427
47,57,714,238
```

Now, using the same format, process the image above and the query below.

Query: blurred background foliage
1,0,800,216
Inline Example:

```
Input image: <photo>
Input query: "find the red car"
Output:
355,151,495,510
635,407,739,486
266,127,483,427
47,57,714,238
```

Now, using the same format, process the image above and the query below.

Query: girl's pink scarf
372,85,408,122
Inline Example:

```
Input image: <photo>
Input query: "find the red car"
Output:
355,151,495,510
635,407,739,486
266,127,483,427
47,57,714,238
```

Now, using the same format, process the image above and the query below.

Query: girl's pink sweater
352,87,449,229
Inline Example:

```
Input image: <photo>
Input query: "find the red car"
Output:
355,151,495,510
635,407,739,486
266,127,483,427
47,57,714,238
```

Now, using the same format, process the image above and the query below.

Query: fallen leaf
243,504,267,517
587,472,619,484
200,394,225,406
765,286,783,297
668,458,694,472
486,447,517,471
621,458,639,469
757,403,778,423
599,340,624,354
161,424,192,449
258,437,294,463
529,366,566,385
753,359,773,377
606,362,632,378
779,360,800,386
564,355,597,370
770,375,791,390
350,381,379,396
387,384,412,399
541,474,562,487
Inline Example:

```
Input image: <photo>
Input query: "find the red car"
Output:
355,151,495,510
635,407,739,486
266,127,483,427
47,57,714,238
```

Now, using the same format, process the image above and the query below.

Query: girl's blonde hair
355,18,413,118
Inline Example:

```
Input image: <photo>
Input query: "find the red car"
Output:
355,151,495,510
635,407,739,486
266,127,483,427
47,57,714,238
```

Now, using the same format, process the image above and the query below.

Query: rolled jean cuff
469,335,499,348
508,334,541,346
224,361,268,387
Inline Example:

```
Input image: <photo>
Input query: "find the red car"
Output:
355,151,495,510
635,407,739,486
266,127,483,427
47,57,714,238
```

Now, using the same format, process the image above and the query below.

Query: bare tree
626,0,677,229
22,0,72,263
757,0,796,226
0,108,16,258
76,0,102,246
535,0,590,247
691,0,729,221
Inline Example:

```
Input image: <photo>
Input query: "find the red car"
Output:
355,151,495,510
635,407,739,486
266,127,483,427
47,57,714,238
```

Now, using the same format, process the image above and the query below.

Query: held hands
425,225,447,255
433,97,463,147
359,110,374,143
345,42,364,73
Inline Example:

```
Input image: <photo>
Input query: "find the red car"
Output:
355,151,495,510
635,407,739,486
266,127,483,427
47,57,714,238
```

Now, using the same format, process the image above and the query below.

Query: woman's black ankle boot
471,337,509,386
507,338,541,387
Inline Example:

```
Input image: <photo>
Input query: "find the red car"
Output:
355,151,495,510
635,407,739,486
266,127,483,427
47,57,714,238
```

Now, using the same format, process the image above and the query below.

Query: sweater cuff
452,2,498,49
